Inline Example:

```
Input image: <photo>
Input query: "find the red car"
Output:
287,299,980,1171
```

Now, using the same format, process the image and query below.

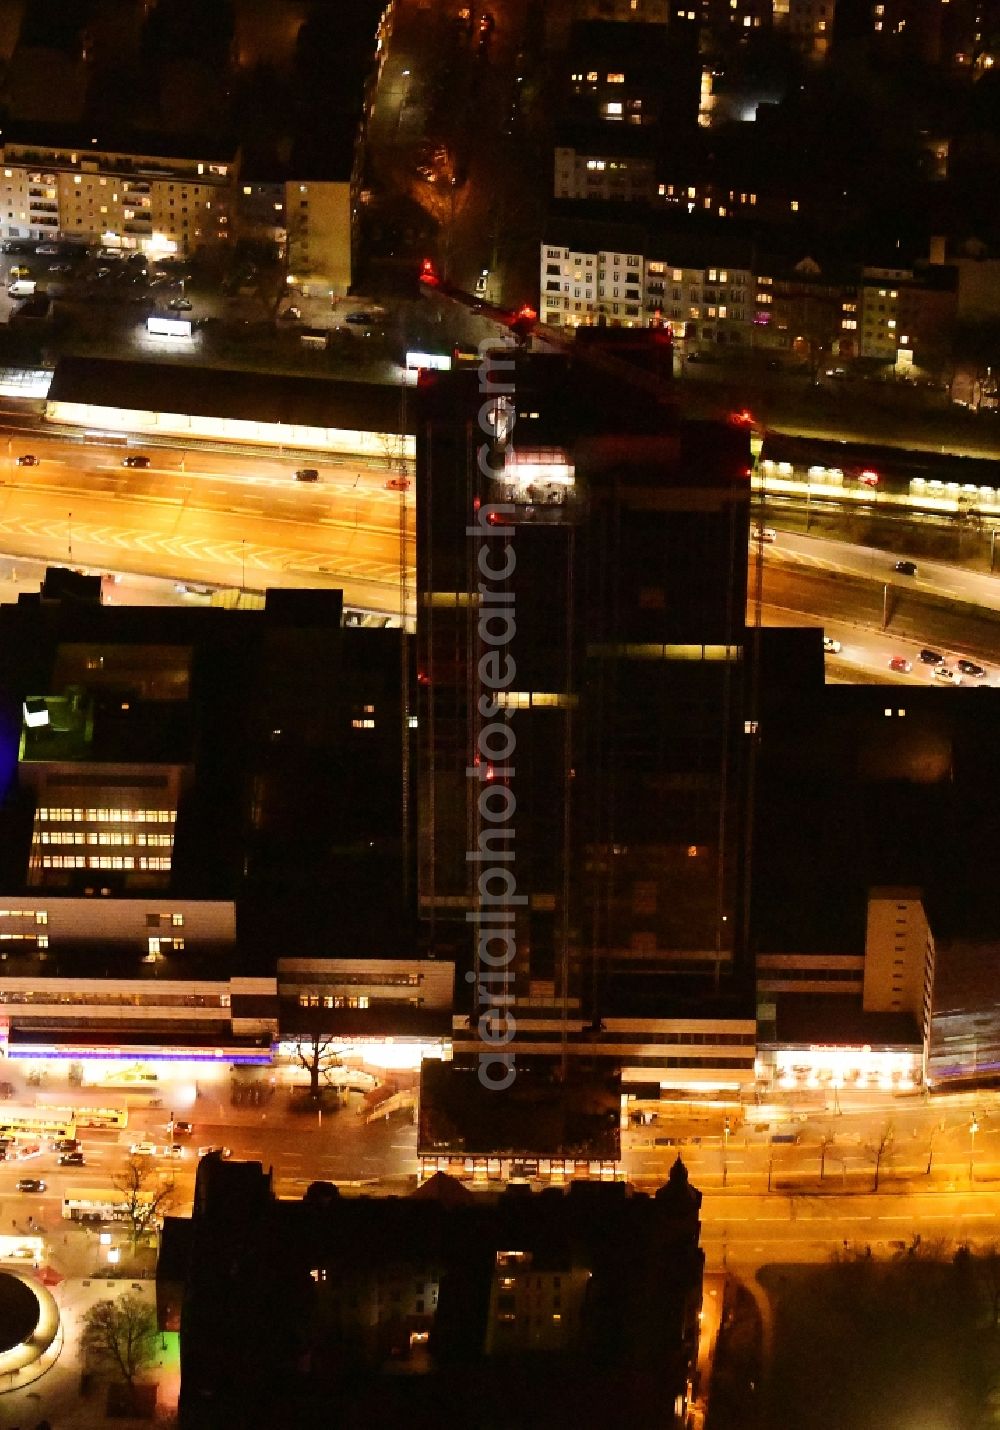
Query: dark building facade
162,1152,705,1428
416,350,752,1036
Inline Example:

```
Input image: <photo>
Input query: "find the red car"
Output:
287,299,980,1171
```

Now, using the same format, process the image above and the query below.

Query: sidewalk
0,1221,175,1426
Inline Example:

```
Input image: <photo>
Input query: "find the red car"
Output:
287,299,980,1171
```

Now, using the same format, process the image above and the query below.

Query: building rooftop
2,122,238,165
47,357,417,435
418,1060,621,1160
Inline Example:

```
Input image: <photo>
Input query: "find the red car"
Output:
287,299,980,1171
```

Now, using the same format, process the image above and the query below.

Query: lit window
607,72,625,83
606,102,623,116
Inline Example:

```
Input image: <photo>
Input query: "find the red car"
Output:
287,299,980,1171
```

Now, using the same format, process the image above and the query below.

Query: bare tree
868,1121,895,1192
819,1131,835,1181
82,1293,157,1390
293,1024,343,1102
112,1157,175,1249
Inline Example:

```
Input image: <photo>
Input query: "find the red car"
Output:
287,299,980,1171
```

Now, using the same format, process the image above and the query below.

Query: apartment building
0,126,237,255
540,212,753,346
857,264,957,369
774,0,836,57
554,125,659,203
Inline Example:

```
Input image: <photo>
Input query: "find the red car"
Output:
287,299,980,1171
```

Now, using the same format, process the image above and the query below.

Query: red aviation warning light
508,303,537,344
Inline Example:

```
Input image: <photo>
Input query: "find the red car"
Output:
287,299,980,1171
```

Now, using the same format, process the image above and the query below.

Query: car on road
172,1120,193,1136
918,648,943,665
197,1145,231,1159
129,1142,157,1156
345,310,375,325
47,262,71,273
16,1178,45,1192
823,637,842,654
279,306,302,321
932,664,961,685
385,475,411,492
957,659,987,678
35,244,59,256
295,468,319,482
53,1138,80,1152
894,559,917,576
167,297,192,311
750,526,776,543
889,656,912,673
15,454,38,467
59,1150,85,1166
164,1144,185,1159
122,455,150,468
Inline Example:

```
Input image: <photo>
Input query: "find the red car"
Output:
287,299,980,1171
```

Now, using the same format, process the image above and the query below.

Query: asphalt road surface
0,426,414,611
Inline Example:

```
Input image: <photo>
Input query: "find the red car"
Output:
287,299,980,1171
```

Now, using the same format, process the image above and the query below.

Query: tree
291,1014,343,1102
112,1157,174,1250
868,1121,895,1192
82,1293,157,1391
818,1131,835,1181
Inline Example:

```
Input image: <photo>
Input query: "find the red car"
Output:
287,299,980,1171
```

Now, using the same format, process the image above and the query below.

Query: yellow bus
0,1109,75,1140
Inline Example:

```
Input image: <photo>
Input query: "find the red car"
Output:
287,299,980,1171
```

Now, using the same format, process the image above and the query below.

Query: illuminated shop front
771,1043,922,1092
275,1036,450,1076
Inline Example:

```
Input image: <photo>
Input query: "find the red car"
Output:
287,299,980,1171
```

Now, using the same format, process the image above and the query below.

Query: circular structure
0,1269,62,1392
0,1272,39,1352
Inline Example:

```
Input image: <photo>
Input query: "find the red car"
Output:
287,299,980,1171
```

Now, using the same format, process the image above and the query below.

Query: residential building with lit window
775,0,836,57
566,20,698,129
554,123,659,202
0,124,237,255
539,209,753,346
576,0,670,20
858,264,957,371
162,1153,705,1427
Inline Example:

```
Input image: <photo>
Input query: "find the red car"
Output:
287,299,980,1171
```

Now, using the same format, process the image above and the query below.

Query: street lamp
722,1116,731,1188
970,1114,979,1184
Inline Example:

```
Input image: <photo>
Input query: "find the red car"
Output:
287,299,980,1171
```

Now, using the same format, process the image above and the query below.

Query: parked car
197,1145,231,1159
129,1142,157,1156
823,637,842,654
889,656,912,673
122,455,150,468
956,659,986,678
894,560,917,576
295,468,319,482
167,297,192,311
59,1150,85,1166
385,475,411,492
918,648,943,665
172,1120,193,1136
15,454,38,467
16,1177,45,1192
345,310,375,325
932,665,961,685
750,526,776,543
53,1138,80,1152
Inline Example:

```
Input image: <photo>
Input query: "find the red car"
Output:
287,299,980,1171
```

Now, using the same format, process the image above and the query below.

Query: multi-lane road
0,424,414,613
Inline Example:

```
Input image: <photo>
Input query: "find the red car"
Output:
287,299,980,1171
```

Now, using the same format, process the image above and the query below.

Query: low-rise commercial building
45,356,416,460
